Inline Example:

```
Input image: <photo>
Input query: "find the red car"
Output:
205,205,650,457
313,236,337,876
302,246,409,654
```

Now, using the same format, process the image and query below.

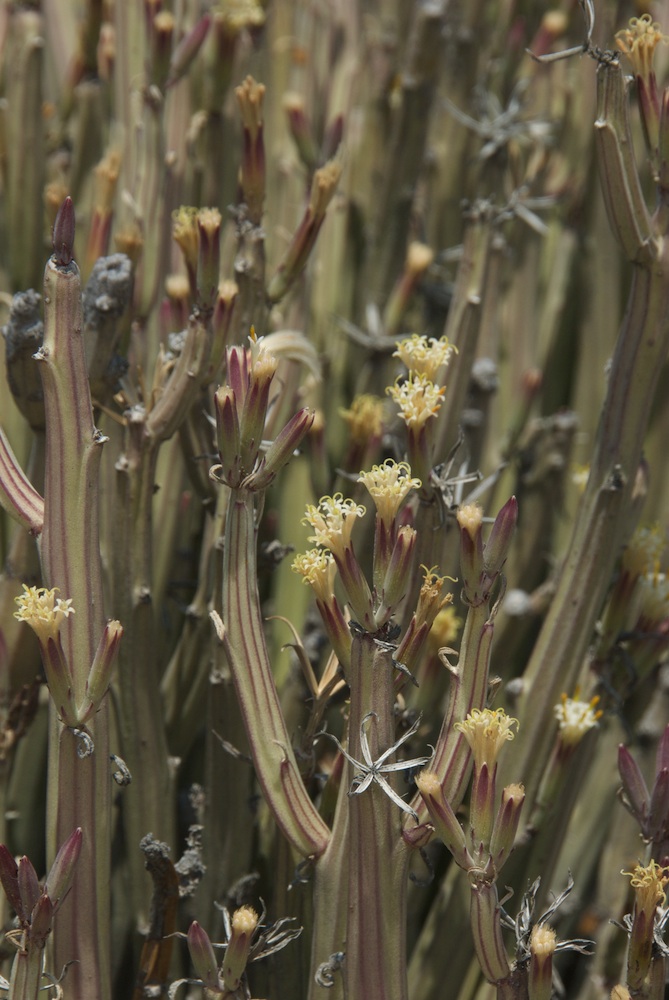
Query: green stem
9,946,43,1000
38,254,110,999
344,632,407,1000
221,488,330,858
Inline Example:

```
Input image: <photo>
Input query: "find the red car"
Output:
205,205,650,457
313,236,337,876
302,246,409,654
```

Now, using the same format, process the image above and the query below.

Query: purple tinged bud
226,346,248,406
44,828,82,910
187,920,221,990
483,496,518,577
251,408,315,489
166,14,211,89
53,196,75,267
0,845,23,920
618,744,650,824
322,114,344,162
489,783,525,872
648,768,669,841
18,856,40,921
214,386,242,486
528,924,557,1000
415,772,474,871
82,621,123,719
222,906,259,992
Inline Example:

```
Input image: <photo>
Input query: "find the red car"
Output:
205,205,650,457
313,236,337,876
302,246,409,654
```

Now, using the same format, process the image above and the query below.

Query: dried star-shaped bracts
329,713,430,821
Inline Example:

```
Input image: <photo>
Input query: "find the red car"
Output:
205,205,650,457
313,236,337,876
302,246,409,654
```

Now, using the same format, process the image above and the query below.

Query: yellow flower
339,395,385,445
303,494,366,558
415,567,453,629
615,15,668,81
393,334,457,380
455,707,518,770
623,860,669,919
387,373,445,429
172,206,199,271
358,460,421,525
14,585,75,645
427,605,462,652
622,523,665,578
292,548,337,602
554,692,602,747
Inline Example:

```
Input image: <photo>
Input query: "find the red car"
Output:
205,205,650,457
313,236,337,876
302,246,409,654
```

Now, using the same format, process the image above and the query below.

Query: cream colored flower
387,373,445,429
393,334,456,380
303,494,366,558
358,460,421,525
554,692,602,747
292,548,337,602
339,395,385,445
623,860,669,919
455,707,518,769
14,585,75,645
615,14,668,81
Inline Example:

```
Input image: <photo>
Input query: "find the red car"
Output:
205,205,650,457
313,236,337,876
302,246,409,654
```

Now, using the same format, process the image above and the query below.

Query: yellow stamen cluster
219,0,266,32
358,460,421,525
457,502,483,540
623,860,669,918
615,15,668,80
303,494,366,558
387,373,445,429
394,334,456,381
14,585,75,644
339,395,385,445
554,692,602,747
292,548,337,602
530,923,557,958
455,707,518,769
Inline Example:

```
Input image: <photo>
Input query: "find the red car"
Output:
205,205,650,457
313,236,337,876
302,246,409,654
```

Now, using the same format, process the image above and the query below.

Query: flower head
14,585,75,645
393,334,457,381
292,548,337,602
455,707,518,770
624,860,669,917
339,394,385,446
387,373,445,429
554,692,602,748
358,460,421,525
302,494,366,558
615,15,668,81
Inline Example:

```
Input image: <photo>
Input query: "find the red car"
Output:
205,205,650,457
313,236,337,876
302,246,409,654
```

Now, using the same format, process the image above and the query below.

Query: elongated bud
618,744,650,826
196,208,222,310
18,856,40,921
648,768,669,842
80,620,123,720
45,827,83,910
489,783,525,872
165,13,211,89
214,386,242,486
251,407,315,490
528,924,556,1000
53,196,75,267
377,524,417,621
187,920,221,990
222,906,259,991
416,771,473,870
483,496,517,577
457,503,484,605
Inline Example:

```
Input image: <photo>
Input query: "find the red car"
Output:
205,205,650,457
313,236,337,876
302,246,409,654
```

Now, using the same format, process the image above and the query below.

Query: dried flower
615,15,668,82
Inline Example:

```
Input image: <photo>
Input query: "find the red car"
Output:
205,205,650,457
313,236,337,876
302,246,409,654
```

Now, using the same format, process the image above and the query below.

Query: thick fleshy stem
36,200,111,999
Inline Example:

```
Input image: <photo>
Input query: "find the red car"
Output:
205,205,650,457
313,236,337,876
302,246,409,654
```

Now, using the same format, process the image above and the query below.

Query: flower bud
483,496,517,578
250,407,315,490
528,924,556,1000
489,783,525,873
18,856,40,921
29,893,53,949
618,744,650,827
0,845,22,920
187,920,221,990
415,771,473,871
79,621,123,722
44,828,82,910
222,906,259,991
